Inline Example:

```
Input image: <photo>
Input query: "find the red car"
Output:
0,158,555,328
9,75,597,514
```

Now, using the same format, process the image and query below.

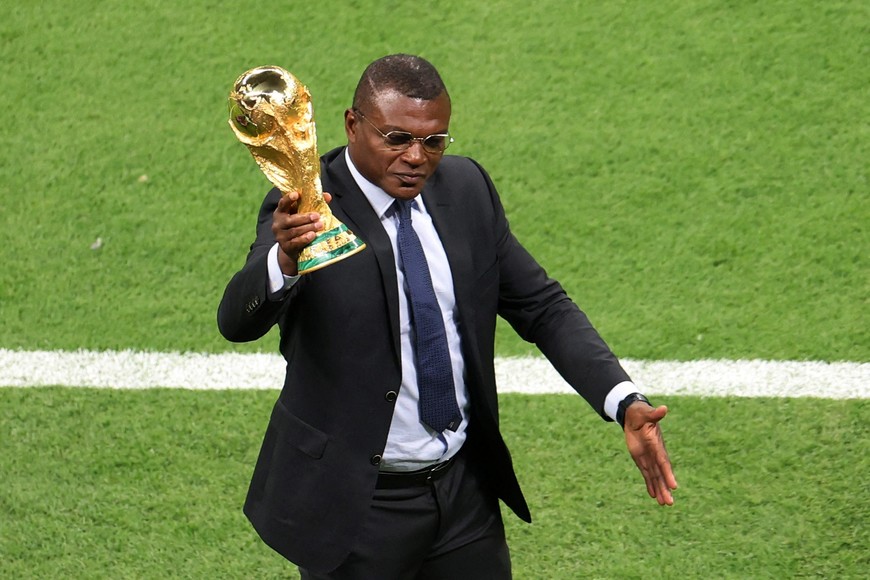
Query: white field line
0,349,867,399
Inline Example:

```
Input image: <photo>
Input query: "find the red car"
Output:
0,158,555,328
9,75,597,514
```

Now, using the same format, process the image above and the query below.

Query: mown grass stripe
0,349,866,398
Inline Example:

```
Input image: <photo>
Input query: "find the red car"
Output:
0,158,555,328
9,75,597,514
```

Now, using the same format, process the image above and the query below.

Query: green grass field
1,0,868,578
2,389,867,579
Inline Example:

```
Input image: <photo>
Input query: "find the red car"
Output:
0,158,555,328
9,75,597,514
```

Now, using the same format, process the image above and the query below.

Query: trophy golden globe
228,65,365,273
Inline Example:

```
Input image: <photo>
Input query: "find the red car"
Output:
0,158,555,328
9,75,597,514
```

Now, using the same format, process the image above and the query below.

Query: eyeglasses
354,109,453,154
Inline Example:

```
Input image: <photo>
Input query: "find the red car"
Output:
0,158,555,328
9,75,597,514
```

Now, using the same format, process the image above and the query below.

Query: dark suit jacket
217,146,630,573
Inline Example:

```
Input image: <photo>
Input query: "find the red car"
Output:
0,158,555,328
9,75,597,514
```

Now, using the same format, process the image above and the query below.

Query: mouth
395,173,426,187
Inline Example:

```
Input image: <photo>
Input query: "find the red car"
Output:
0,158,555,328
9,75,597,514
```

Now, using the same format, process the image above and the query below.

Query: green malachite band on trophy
309,223,350,247
298,224,366,274
298,238,366,272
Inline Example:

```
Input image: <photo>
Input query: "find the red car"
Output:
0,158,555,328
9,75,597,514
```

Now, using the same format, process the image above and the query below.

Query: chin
386,190,419,201
387,184,424,200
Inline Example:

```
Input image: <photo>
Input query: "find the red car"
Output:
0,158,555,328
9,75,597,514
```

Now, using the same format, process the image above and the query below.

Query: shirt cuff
604,381,642,422
267,243,300,297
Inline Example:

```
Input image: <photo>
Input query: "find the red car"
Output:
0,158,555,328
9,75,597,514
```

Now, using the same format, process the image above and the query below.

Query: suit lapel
422,182,475,311
323,149,402,361
423,175,493,416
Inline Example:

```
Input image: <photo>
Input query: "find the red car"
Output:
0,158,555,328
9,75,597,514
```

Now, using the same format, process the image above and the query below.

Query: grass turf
1,389,867,578
1,2,867,577
0,0,867,360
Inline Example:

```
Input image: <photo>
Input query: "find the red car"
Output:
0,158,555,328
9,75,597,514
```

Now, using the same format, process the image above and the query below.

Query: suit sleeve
217,188,303,342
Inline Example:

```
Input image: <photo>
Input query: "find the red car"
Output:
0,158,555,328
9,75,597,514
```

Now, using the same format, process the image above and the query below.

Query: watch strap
616,393,651,429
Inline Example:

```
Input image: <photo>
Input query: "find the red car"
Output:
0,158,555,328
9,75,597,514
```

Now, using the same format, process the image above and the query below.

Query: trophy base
298,223,366,274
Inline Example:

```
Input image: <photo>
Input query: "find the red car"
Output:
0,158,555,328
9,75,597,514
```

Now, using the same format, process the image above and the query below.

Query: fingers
275,191,295,214
275,192,324,234
648,404,669,423
637,463,674,505
634,440,676,505
626,406,678,506
273,210,324,243
647,453,676,505
272,191,325,264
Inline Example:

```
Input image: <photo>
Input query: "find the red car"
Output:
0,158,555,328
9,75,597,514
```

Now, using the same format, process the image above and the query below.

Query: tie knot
395,199,415,223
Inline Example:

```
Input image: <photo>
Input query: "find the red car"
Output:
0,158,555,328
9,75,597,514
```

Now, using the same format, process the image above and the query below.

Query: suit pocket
257,401,333,522
271,400,329,459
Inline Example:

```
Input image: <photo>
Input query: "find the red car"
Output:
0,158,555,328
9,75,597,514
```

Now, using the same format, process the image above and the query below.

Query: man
218,54,677,579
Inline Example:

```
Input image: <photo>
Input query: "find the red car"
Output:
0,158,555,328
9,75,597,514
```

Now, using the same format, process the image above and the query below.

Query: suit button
385,390,398,402
370,454,382,466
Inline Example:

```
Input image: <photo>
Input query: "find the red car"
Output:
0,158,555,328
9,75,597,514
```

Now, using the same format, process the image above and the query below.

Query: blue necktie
395,199,461,433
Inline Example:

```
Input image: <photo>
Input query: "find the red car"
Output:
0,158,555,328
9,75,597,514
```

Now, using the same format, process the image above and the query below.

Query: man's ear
344,109,358,142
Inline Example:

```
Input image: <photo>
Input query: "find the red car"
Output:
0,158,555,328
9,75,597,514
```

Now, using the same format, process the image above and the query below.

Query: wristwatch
616,393,651,429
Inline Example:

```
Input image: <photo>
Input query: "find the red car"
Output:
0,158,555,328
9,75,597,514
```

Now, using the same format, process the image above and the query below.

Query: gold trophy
228,65,365,274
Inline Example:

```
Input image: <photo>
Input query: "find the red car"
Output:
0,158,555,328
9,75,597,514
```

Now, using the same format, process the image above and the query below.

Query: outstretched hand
272,191,333,276
624,403,678,505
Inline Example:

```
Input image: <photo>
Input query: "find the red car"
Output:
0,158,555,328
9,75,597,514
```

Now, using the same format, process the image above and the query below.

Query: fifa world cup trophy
228,66,365,273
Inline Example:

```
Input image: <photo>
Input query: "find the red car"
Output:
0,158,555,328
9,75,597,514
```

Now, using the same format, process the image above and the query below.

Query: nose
399,140,427,164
